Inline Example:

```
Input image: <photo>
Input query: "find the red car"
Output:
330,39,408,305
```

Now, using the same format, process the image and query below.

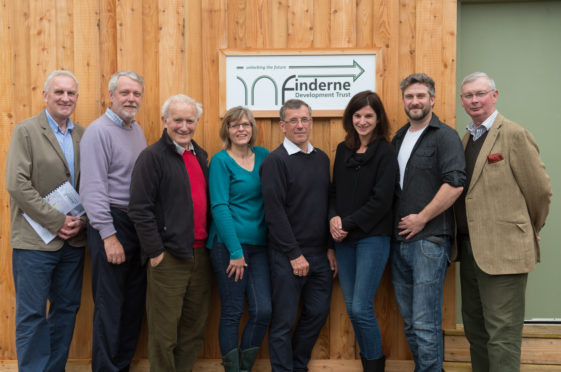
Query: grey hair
161,94,203,121
108,70,144,93
461,72,496,91
400,73,436,97
279,99,312,122
44,70,79,92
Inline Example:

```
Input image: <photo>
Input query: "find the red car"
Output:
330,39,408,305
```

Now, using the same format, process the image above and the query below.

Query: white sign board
220,50,379,117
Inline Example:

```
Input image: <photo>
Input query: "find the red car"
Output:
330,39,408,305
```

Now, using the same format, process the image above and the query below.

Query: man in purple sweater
80,70,147,372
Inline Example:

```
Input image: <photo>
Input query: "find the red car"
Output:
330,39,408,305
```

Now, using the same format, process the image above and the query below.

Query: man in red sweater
129,94,211,372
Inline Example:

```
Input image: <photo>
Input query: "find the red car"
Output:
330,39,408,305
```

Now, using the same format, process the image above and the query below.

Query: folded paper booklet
23,181,85,244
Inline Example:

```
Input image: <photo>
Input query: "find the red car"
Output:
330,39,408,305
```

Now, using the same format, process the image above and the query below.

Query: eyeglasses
228,122,252,130
284,117,311,126
460,90,492,100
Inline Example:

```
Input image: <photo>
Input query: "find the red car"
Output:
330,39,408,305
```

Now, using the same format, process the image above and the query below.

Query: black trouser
268,248,332,372
88,208,146,372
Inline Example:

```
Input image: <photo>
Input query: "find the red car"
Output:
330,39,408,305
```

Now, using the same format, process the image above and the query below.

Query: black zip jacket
128,129,209,264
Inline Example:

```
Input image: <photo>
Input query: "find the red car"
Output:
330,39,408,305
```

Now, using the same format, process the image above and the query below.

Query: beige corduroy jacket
6,110,86,251
460,114,551,275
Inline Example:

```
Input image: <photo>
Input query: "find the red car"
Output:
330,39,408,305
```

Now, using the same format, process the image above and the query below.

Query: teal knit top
206,146,269,259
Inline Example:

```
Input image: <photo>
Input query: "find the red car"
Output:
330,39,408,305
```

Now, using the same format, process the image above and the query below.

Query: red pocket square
487,153,504,164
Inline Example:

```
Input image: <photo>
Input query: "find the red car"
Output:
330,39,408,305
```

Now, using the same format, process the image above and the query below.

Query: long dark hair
343,90,390,150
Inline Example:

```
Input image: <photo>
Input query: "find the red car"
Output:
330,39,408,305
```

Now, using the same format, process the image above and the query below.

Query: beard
405,104,431,121
115,105,139,122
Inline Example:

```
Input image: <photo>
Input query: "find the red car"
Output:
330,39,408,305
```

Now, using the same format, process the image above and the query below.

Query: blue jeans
336,235,389,359
268,249,333,372
391,239,450,372
210,241,272,355
12,244,85,372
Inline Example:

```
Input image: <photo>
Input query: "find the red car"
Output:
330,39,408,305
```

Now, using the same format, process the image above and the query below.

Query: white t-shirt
397,127,426,189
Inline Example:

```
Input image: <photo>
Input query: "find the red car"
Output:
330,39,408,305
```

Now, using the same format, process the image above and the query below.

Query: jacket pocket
410,147,435,169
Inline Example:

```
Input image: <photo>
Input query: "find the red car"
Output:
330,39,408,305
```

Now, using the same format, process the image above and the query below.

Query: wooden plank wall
0,0,457,362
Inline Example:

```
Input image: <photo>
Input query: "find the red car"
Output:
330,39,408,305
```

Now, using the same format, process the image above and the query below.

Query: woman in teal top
207,106,271,372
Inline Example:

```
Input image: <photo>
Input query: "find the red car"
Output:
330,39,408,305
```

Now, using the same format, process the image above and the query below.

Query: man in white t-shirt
391,73,466,372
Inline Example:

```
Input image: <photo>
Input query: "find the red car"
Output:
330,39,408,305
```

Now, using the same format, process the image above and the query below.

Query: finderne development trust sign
219,49,379,118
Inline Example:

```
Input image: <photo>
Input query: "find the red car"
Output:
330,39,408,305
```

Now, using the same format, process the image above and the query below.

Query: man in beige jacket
6,70,86,372
455,72,552,372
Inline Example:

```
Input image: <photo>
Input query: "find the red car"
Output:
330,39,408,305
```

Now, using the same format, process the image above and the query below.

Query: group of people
6,68,551,372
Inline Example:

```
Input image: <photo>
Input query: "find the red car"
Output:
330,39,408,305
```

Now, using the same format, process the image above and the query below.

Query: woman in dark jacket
329,91,398,372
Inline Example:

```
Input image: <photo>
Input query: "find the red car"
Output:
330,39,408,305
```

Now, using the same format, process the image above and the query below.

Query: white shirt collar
173,140,195,155
283,137,314,155
466,110,498,140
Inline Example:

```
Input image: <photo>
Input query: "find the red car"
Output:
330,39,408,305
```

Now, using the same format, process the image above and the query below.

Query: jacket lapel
467,114,504,191
39,110,71,176
71,127,81,184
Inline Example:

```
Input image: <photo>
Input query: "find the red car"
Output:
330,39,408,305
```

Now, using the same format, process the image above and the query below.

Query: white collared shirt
467,110,498,141
282,137,314,155
172,140,196,156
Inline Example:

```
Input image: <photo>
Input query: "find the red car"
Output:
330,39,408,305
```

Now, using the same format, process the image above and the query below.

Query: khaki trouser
146,248,212,372
460,237,527,372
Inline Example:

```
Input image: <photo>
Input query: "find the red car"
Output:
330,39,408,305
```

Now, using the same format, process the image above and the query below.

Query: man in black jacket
391,73,465,372
260,99,337,372
129,94,211,372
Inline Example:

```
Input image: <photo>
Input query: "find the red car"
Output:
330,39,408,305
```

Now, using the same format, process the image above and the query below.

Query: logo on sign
223,53,376,113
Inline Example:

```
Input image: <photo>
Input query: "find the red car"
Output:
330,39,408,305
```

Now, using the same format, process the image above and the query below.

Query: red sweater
182,150,208,248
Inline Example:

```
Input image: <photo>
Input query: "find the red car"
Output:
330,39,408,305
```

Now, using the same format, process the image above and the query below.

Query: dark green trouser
459,238,527,372
146,248,212,372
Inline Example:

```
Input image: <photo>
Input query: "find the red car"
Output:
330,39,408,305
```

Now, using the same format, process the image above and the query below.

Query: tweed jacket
6,110,86,251
460,114,551,274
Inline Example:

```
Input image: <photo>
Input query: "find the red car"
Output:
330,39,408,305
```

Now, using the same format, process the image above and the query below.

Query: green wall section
457,1,561,320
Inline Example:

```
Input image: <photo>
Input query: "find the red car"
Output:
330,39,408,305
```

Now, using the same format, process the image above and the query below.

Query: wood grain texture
185,0,204,113
73,0,102,127
0,0,17,359
0,0,458,363
357,0,374,48
55,0,74,72
0,359,419,371
99,0,118,113
228,0,247,48
141,0,161,145
3,359,561,371
29,0,56,114
288,0,313,48
11,0,32,121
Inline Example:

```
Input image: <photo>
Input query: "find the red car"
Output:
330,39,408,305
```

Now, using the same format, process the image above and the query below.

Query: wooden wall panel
0,0,458,363
55,0,74,72
99,0,118,113
12,0,32,121
141,0,162,143
0,0,17,360
184,0,203,112
73,0,102,129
